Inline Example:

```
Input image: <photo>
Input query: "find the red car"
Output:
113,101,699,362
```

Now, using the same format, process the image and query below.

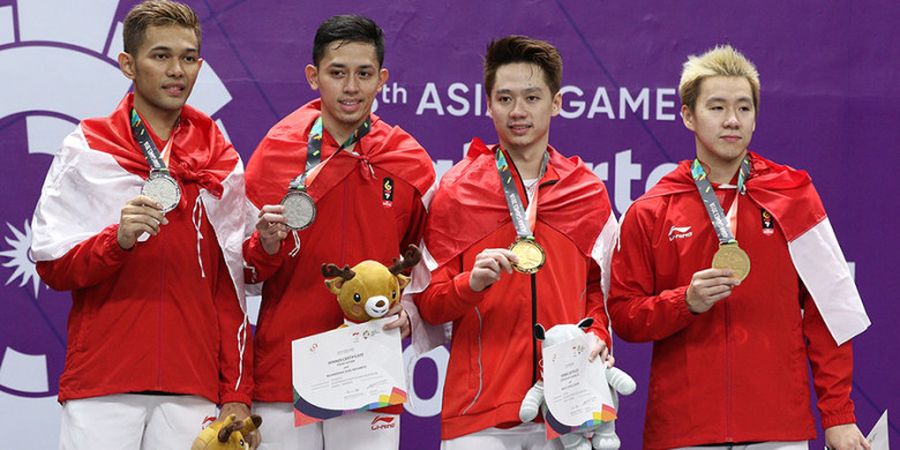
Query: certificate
542,334,617,437
291,316,407,427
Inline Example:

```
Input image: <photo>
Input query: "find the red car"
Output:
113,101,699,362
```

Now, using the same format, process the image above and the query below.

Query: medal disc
711,242,751,282
281,190,317,230
141,172,180,213
509,238,546,274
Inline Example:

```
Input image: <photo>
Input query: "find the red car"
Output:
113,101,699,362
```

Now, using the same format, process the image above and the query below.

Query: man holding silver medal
608,46,870,450
242,15,435,450
30,1,255,449
412,36,618,448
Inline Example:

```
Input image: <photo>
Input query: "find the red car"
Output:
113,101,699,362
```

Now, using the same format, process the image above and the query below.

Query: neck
505,142,547,179
697,151,746,185
133,96,179,140
322,115,366,150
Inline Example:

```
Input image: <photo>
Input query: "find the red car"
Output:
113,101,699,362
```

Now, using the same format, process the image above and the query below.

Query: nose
509,99,526,118
723,109,740,128
167,58,185,78
344,75,360,94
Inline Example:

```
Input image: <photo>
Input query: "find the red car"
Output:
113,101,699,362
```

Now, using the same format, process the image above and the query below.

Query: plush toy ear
396,274,410,290
576,317,594,330
533,324,546,341
324,277,344,294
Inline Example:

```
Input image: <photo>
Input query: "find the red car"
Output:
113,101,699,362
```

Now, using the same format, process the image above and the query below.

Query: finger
491,253,515,273
695,268,734,280
261,204,285,214
125,214,163,233
704,284,734,297
261,212,287,224
606,354,616,368
124,223,158,238
124,205,167,225
129,195,164,211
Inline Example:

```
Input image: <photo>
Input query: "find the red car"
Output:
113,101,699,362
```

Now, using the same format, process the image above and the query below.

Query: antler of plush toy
388,244,422,275
321,263,356,280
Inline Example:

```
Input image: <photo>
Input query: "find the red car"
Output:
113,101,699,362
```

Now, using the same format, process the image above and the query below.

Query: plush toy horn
321,263,356,280
389,244,422,275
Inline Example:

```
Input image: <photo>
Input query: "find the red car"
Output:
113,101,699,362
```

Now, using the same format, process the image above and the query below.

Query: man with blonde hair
31,1,253,448
608,45,870,450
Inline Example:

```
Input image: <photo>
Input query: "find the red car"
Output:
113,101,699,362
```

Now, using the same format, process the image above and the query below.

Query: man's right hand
685,268,740,314
117,195,167,250
256,204,288,255
469,248,518,292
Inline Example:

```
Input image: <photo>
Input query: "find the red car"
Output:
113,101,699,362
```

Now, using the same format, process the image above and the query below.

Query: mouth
339,99,363,113
720,135,741,143
508,123,532,136
162,83,186,97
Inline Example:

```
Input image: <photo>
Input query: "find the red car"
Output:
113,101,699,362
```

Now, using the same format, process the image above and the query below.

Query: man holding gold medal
242,15,435,449
608,46,871,450
413,36,618,448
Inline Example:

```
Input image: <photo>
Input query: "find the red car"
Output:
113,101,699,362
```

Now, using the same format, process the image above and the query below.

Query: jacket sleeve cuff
102,224,130,262
219,391,252,408
821,412,857,429
452,272,486,306
671,286,695,318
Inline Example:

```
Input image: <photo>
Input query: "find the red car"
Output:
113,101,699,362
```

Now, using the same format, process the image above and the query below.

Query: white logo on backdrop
0,1,232,446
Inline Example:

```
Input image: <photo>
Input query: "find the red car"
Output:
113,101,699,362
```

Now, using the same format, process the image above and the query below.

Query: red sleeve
585,260,612,348
414,255,486,324
242,229,290,284
400,190,427,250
36,224,130,291
215,254,254,406
607,207,695,342
802,284,856,428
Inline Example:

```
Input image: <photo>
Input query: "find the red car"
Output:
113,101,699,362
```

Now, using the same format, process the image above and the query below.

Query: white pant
672,442,809,450
441,422,564,450
59,393,217,450
254,402,400,450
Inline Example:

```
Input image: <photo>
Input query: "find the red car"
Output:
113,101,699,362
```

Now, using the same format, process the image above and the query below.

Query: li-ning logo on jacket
370,415,396,431
668,225,693,241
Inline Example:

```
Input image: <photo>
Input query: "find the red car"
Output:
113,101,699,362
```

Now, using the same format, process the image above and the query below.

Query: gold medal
509,238,546,274
712,242,751,282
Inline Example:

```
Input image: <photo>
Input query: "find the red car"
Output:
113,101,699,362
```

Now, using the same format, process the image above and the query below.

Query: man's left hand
219,402,260,449
383,303,411,339
586,332,614,367
825,423,871,450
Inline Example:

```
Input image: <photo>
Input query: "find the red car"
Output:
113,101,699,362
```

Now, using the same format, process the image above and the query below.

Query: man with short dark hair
608,45,870,450
243,14,435,449
31,1,253,448
414,35,617,449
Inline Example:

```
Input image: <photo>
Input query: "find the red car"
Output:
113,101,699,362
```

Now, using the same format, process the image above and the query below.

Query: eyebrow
495,87,544,95
706,95,753,103
326,62,376,70
147,45,199,53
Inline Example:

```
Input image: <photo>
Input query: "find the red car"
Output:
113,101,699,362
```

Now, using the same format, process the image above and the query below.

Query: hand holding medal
117,195,169,250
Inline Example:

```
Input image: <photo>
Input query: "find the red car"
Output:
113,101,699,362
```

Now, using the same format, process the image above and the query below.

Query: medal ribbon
288,115,372,191
494,147,549,239
691,156,751,244
130,108,176,174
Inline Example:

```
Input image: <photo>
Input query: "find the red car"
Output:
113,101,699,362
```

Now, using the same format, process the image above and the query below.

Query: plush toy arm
519,380,545,422
606,367,636,396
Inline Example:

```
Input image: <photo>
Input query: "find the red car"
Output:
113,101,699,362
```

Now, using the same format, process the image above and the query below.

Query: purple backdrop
1,1,897,448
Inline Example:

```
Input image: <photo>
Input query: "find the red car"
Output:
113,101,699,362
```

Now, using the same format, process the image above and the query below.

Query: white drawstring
289,230,301,258
234,316,248,390
192,197,206,278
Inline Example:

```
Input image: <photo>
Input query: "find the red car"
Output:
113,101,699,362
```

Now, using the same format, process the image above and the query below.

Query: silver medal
281,190,317,230
142,171,181,213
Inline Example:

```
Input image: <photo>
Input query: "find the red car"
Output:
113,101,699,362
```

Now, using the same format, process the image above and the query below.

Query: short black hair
312,15,385,67
484,35,562,96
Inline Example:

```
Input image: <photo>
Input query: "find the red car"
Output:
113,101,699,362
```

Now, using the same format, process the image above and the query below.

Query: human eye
153,52,169,60
358,70,373,79
330,69,345,78
183,54,198,63
527,95,541,102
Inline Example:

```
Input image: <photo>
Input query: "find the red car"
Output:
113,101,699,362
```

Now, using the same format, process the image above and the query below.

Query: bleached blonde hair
679,45,760,111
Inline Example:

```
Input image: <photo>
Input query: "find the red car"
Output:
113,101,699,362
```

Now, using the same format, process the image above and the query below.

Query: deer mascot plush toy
321,244,421,324
519,318,636,450
191,414,262,450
